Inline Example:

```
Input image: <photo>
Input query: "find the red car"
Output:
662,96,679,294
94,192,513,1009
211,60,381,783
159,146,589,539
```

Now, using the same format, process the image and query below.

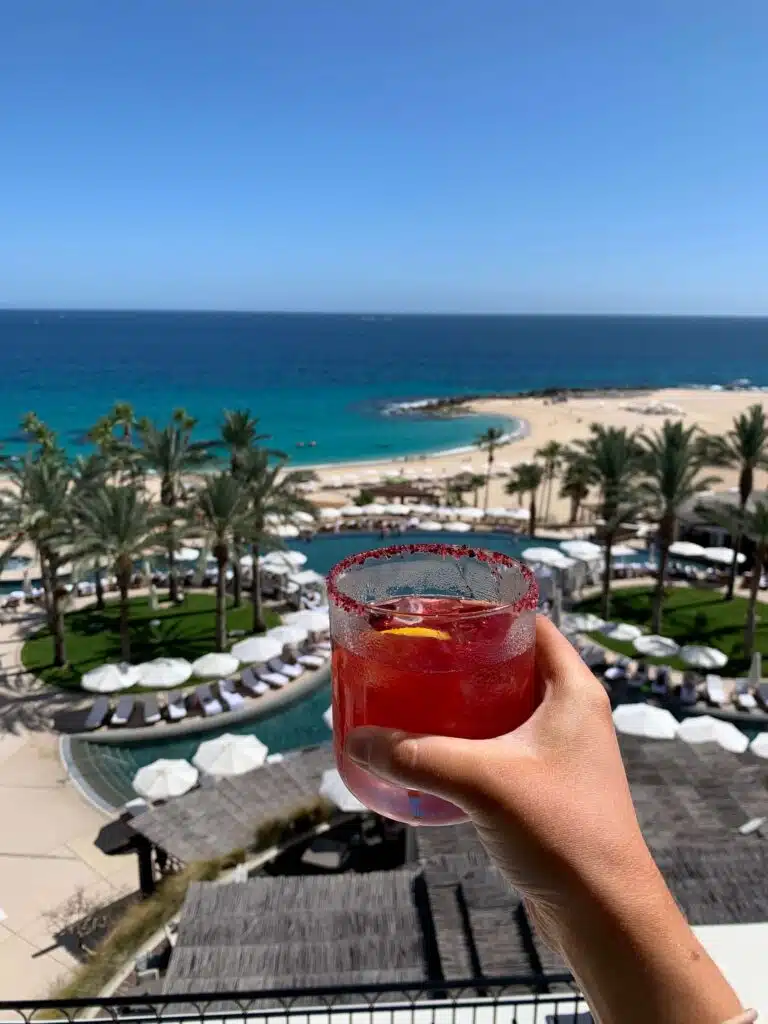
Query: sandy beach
309,388,768,522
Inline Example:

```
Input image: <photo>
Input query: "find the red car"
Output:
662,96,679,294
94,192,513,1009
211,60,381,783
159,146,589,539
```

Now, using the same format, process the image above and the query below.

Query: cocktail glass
328,543,538,825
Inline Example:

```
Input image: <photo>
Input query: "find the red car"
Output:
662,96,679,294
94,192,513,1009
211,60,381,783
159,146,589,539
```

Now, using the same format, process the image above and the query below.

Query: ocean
1,311,767,464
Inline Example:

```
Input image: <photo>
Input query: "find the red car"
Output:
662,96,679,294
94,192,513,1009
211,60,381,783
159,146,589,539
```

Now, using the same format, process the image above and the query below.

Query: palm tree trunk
744,551,762,658
49,558,67,667
251,542,266,633
726,529,743,601
483,452,493,511
94,561,105,611
545,471,553,523
232,559,242,608
39,551,53,629
529,493,537,537
652,518,673,634
569,495,578,525
167,546,178,603
601,533,615,621
118,568,131,661
215,556,227,652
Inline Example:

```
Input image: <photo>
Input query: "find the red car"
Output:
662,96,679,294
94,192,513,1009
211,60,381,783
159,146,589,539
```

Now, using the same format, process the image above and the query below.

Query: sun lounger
142,695,161,725
267,656,302,680
679,680,698,706
705,675,727,707
195,684,222,717
218,679,245,711
165,690,188,722
241,667,269,696
298,653,326,669
259,671,289,688
650,676,668,697
84,696,110,731
111,696,135,727
734,680,758,711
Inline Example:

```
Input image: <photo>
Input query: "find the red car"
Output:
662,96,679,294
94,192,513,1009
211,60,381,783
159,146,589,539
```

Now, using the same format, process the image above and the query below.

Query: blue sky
3,1,768,313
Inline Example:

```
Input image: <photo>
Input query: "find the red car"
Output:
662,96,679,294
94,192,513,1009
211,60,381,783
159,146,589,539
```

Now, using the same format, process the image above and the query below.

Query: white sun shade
319,769,366,812
456,507,484,520
680,645,728,669
81,663,141,693
444,521,472,533
192,652,240,678
177,547,201,561
613,704,679,740
677,715,748,754
133,759,198,801
668,541,706,558
319,507,341,520
416,520,443,531
292,511,316,525
522,547,575,569
230,635,282,665
193,733,268,776
633,634,680,658
268,624,309,648
136,657,193,689
273,523,299,538
561,612,606,633
262,550,307,569
749,733,768,759
281,609,330,633
610,544,637,558
703,546,746,566
560,540,603,561
601,622,643,642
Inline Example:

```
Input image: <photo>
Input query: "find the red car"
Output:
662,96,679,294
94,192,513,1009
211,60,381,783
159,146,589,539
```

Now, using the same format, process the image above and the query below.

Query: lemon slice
382,626,450,640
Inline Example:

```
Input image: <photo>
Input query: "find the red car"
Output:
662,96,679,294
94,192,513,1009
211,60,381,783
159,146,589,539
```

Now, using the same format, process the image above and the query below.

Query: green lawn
576,586,767,674
22,594,280,691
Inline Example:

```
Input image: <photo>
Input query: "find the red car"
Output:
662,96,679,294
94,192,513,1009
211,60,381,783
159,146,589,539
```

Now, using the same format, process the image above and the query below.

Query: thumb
345,726,489,809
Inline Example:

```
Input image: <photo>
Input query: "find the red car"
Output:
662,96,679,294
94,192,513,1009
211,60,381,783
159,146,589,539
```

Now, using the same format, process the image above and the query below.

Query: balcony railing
0,976,590,1024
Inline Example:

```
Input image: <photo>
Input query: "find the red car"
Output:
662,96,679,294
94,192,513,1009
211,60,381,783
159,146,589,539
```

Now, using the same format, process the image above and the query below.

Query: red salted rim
326,543,538,620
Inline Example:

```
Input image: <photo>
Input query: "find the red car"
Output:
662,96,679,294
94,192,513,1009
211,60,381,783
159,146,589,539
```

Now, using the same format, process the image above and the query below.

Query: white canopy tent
677,715,749,754
192,652,240,679
680,645,728,670
456,507,484,520
193,733,269,777
230,635,282,665
136,657,193,689
319,507,342,520
81,663,141,694
133,759,198,801
613,704,679,740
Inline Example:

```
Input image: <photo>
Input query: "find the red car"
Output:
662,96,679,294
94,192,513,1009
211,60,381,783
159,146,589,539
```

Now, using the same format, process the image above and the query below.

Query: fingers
535,615,607,704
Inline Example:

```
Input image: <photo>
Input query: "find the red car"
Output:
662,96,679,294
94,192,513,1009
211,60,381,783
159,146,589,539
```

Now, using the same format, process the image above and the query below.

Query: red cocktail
328,544,538,825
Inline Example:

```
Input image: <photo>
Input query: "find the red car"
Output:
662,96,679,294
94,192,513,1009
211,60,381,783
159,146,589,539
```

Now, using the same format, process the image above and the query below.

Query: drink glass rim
327,542,538,622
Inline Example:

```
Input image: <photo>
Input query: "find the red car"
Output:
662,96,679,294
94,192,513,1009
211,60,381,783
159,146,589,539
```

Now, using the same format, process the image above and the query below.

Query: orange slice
382,626,450,640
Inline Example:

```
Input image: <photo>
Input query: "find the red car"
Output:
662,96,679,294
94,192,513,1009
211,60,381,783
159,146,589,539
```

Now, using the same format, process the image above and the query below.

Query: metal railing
0,976,590,1023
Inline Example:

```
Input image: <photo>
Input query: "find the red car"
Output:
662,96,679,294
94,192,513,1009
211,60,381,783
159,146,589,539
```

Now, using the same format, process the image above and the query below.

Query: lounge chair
142,695,161,725
298,652,326,669
705,675,727,707
734,680,758,711
218,679,245,711
241,667,269,696
650,675,668,697
111,696,135,727
195,684,222,717
165,690,188,722
259,671,289,689
679,679,698,706
84,696,110,731
267,656,302,680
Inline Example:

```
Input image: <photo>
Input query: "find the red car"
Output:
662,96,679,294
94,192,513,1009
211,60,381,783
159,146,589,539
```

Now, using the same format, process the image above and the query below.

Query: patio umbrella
322,706,333,730
416,520,443,531
319,507,341,520
7,590,25,600
192,652,240,679
292,510,316,525
177,547,200,561
508,508,530,520
444,521,472,533
261,561,292,577
680,645,728,670
268,624,309,648
136,657,193,689
456,507,484,520
230,635,282,665
677,715,748,754
319,769,366,812
610,544,637,558
668,541,706,558
703,546,746,566
133,759,198,801
193,733,269,777
273,523,299,539
485,506,513,518
749,733,768,759
562,612,606,633
560,540,603,561
748,651,762,686
360,503,387,515
613,704,679,740
340,505,361,516
262,550,307,569
281,609,330,633
81,663,141,694
522,547,575,569
633,634,680,658
601,622,643,642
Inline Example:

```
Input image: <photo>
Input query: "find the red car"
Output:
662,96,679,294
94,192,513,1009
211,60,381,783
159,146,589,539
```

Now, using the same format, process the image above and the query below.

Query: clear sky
3,1,768,313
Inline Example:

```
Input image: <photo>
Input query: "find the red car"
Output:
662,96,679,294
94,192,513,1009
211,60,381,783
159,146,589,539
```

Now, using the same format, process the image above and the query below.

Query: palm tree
536,441,565,524
138,414,215,601
573,425,642,620
639,421,720,633
74,486,160,661
20,412,59,457
221,409,272,476
698,498,768,659
446,472,486,507
559,454,592,525
193,474,255,651
708,405,768,600
110,402,136,443
0,454,73,666
476,427,505,512
72,453,112,610
238,449,316,632
506,463,544,536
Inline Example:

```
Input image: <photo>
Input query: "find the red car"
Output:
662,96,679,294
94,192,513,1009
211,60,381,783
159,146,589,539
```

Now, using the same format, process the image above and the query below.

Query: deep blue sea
1,311,767,463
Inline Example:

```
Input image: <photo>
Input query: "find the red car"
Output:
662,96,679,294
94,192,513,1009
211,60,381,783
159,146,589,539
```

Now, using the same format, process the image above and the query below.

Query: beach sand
309,388,768,522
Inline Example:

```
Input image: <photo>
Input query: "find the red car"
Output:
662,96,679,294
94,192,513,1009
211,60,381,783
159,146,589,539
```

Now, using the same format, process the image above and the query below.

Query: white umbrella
633,634,680,658
416,520,443,531
522,547,575,569
325,475,343,488
192,652,240,678
322,706,333,730
261,561,292,577
360,503,387,515
319,507,341,520
668,541,706,558
262,550,307,569
562,612,606,632
560,540,603,561
508,508,530,520
230,635,282,665
749,733,768,759
680,645,728,670
677,715,748,754
281,609,330,633
81,663,141,694
137,657,193,689
133,759,198,801
748,651,762,686
273,523,299,539
613,704,679,740
384,504,410,516
7,590,25,600
319,768,366,812
193,733,268,777
177,547,200,561
444,521,472,533
268,624,309,648
292,511,315,525
340,505,361,517
610,544,637,558
703,546,746,566
485,506,513,518
601,622,643,642
456,507,484,520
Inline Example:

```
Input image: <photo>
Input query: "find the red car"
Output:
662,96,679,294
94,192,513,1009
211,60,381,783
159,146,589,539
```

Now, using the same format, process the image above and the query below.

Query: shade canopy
268,624,309,648
522,547,575,569
677,715,748,754
560,540,603,561
633,634,680,658
416,520,443,531
680,645,728,669
444,521,472,533
319,769,367,812
281,608,330,633
562,612,606,633
272,523,299,538
230,635,282,665
610,544,638,558
192,652,240,679
193,733,269,777
340,505,361,516
455,507,484,520
81,662,141,694
749,733,768,759
601,622,643,642
318,507,341,520
668,541,706,558
292,511,316,525
136,657,193,689
703,546,746,566
177,547,201,561
613,704,679,740
133,759,198,801
262,550,307,569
